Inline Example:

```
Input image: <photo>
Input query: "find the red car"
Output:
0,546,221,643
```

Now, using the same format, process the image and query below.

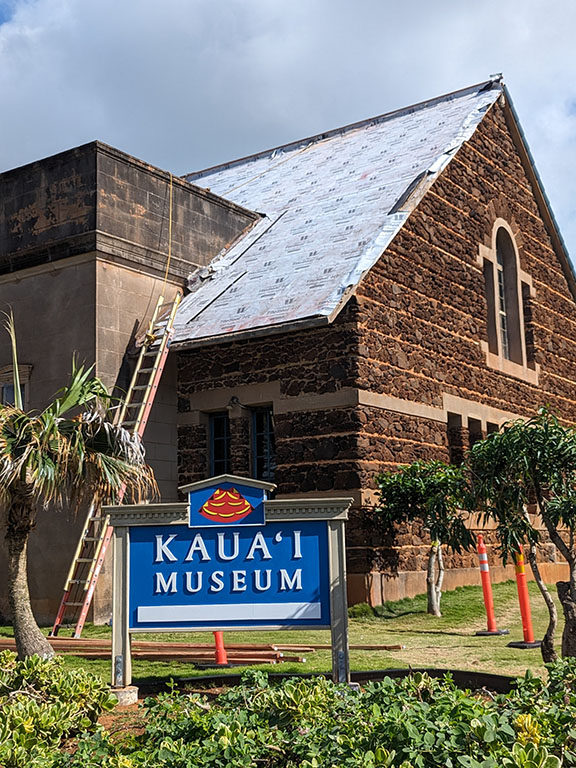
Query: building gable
176,86,576,521
355,96,576,454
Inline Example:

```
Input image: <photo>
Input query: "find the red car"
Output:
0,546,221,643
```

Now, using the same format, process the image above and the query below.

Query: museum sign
105,475,352,691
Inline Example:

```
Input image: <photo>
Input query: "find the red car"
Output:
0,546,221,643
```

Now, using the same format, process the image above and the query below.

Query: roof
173,80,504,348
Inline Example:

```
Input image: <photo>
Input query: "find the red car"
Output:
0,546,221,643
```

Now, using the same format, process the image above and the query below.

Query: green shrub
5,656,576,767
0,650,116,768
348,602,377,618
67,666,573,767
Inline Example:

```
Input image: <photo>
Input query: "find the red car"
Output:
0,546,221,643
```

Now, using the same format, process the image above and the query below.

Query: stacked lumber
0,637,404,664
0,637,307,664
273,643,405,651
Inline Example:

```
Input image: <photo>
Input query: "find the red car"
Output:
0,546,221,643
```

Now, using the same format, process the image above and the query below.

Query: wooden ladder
50,293,182,638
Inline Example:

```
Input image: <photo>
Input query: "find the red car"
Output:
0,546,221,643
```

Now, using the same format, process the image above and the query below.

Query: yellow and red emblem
199,487,253,523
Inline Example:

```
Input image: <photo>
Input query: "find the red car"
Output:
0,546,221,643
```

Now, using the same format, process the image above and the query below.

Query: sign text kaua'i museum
105,475,352,693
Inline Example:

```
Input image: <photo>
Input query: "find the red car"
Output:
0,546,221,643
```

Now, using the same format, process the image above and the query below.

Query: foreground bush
63,666,573,767
0,650,116,767
3,656,576,767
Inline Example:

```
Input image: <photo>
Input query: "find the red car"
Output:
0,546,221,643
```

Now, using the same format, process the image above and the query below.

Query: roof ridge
183,78,500,182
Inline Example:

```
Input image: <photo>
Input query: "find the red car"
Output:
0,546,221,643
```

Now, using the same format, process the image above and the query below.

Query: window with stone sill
447,413,503,465
479,221,537,384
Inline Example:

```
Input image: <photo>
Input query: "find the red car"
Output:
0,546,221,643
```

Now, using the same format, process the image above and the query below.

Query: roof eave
171,313,332,352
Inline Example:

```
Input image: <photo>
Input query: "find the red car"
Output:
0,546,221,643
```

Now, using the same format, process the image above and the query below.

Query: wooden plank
45,638,284,651
273,643,404,651
0,637,403,653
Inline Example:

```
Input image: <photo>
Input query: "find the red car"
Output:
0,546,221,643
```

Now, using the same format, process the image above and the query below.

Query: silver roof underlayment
173,80,504,348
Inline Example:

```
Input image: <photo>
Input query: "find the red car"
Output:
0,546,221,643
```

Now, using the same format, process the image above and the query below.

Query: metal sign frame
106,495,351,688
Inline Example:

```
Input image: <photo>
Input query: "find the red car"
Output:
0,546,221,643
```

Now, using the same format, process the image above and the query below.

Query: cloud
0,0,575,255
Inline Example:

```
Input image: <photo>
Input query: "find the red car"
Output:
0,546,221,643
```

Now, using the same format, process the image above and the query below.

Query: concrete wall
94,258,180,501
96,144,257,278
0,255,181,623
91,259,182,623
0,257,97,622
0,145,97,274
0,141,258,624
0,141,258,279
350,561,571,607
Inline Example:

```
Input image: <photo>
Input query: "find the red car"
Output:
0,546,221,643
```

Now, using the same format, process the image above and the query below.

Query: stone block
111,686,139,706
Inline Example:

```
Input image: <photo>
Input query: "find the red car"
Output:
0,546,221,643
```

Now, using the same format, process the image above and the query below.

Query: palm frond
0,356,157,512
48,359,109,418
1,309,23,409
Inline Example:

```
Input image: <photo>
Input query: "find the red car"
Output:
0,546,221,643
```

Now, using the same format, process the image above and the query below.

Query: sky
0,0,575,257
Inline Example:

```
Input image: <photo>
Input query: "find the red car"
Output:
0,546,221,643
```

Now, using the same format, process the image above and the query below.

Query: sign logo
200,487,253,524
187,478,269,528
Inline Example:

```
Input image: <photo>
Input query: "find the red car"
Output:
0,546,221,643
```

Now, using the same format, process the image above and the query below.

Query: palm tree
0,312,156,659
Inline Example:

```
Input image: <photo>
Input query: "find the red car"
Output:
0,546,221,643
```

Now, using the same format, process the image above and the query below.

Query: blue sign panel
188,481,267,528
128,520,330,630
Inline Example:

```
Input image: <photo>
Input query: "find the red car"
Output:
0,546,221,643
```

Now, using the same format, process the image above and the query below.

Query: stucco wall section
95,259,181,501
0,141,258,279
0,258,97,623
0,146,96,274
96,145,258,278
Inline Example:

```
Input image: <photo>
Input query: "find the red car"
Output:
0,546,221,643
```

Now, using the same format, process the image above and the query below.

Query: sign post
106,475,352,699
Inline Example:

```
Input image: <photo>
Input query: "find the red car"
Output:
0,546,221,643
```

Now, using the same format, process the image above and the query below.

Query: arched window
479,220,537,382
494,228,522,364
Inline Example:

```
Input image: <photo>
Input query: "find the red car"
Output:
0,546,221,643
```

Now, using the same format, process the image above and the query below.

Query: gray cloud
0,0,575,255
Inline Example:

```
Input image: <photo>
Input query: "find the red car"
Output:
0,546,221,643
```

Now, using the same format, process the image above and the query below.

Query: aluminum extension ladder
50,293,182,638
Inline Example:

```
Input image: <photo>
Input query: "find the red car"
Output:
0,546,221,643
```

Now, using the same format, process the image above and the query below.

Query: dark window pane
209,412,231,476
252,407,276,482
0,383,23,406
522,282,536,370
495,228,523,364
483,259,498,354
212,416,226,439
1,384,15,405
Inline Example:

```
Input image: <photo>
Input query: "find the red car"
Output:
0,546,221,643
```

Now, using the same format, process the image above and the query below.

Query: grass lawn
0,580,557,684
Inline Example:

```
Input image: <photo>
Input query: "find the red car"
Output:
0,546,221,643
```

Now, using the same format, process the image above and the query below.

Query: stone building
1,77,575,620
172,77,576,604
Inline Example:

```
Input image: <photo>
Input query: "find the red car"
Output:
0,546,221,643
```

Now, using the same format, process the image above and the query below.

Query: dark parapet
0,141,258,279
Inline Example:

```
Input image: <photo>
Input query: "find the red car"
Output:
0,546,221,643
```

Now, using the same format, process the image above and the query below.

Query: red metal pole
514,546,535,643
213,631,228,665
475,534,508,636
